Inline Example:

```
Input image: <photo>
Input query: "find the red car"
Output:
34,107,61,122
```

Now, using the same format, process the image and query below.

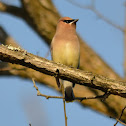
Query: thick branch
0,1,126,122
0,2,25,18
0,45,126,98
19,0,120,81
0,1,50,41
0,0,122,79
0,30,126,122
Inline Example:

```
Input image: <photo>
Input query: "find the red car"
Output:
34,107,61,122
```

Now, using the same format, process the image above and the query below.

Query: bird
51,17,80,102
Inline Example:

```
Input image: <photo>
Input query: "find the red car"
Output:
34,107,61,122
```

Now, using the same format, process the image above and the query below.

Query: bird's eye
63,20,74,24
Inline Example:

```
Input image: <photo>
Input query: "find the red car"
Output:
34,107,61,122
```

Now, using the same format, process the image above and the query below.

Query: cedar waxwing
51,17,80,102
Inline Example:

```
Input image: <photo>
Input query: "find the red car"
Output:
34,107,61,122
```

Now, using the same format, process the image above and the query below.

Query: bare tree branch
32,78,67,126
0,1,53,41
32,78,63,99
0,2,25,18
0,0,122,79
0,29,126,123
1,1,126,122
66,0,124,32
114,118,126,126
114,106,126,126
0,45,126,98
76,91,110,101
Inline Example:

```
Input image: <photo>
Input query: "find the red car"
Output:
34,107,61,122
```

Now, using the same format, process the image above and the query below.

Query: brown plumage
51,17,80,102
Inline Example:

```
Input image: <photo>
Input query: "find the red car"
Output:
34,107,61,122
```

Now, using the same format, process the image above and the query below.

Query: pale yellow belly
52,42,80,68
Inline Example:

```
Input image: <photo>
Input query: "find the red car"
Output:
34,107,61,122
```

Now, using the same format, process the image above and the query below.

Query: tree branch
114,106,126,126
0,45,126,98
0,0,121,79
76,91,110,101
0,1,50,41
32,78,64,99
114,118,126,126
0,2,25,18
1,1,126,122
19,0,121,81
32,78,68,126
0,31,126,123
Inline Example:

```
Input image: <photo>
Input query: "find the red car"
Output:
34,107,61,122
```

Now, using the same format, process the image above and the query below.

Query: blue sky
0,0,124,126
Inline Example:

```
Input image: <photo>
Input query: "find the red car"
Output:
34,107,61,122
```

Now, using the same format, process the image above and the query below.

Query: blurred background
0,0,125,126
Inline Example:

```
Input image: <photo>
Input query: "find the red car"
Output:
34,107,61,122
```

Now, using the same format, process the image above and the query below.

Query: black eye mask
63,20,75,24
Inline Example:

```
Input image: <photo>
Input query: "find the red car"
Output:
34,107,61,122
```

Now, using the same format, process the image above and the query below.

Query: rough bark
0,0,126,123
1,45,126,98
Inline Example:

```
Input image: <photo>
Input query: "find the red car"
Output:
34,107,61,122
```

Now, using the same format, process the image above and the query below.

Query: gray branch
0,45,126,98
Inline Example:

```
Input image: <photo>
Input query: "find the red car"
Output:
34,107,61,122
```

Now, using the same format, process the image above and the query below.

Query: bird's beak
71,19,79,24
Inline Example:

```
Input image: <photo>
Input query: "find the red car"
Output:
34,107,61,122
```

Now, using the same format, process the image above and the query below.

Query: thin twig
115,118,126,126
32,78,67,126
44,49,50,59
33,77,111,102
66,0,124,32
75,91,110,102
61,83,67,126
63,99,67,126
32,78,64,99
114,106,126,126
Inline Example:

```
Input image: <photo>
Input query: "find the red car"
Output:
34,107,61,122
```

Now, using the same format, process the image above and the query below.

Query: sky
0,0,125,126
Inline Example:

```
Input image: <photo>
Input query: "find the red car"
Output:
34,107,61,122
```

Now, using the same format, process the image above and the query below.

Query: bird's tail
63,80,75,102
